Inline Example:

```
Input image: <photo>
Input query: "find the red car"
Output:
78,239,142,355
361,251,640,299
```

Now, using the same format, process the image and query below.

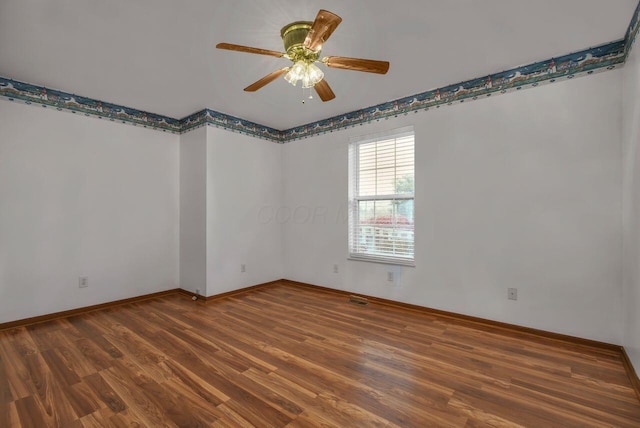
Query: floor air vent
349,295,369,306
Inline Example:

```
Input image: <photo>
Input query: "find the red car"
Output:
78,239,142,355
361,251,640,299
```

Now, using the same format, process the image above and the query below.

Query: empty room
1,0,640,426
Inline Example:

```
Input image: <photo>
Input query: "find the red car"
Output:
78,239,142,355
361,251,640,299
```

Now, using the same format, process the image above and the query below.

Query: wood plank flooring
1,282,639,427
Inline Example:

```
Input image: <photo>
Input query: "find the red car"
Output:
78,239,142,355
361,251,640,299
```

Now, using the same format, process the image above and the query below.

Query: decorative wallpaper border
280,41,626,142
0,77,183,133
2,0,640,143
626,0,640,55
0,76,282,140
181,109,282,141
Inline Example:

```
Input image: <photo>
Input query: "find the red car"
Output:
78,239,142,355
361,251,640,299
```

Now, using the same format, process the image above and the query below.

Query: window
349,127,415,265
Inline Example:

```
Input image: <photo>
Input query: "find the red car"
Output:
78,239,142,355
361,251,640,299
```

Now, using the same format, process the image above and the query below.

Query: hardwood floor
1,282,639,427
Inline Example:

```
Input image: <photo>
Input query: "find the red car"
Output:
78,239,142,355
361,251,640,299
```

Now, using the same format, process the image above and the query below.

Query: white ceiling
0,0,637,129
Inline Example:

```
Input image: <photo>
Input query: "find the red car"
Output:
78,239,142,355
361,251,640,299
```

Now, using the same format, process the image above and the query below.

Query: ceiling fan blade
304,10,342,52
314,79,336,102
244,68,289,92
324,56,390,74
216,43,285,58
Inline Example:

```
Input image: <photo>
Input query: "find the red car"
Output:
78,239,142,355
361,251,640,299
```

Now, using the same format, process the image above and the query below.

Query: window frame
348,126,415,267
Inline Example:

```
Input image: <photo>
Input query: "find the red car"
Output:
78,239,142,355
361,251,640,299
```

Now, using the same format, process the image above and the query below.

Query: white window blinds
349,127,415,265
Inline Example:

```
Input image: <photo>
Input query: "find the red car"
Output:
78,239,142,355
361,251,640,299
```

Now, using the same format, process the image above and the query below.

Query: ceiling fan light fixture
284,61,324,88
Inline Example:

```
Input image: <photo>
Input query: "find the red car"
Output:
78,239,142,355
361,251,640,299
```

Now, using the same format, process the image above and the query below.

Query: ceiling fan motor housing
280,21,319,62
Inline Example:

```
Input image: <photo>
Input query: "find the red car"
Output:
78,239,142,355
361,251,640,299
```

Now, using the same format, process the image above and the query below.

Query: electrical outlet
241,264,246,273
333,264,339,274
79,277,89,288
387,272,394,282
508,288,518,301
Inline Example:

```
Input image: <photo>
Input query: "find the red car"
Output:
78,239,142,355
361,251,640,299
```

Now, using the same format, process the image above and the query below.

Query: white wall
623,40,640,370
0,100,179,323
205,127,283,295
0,63,630,354
283,71,624,344
180,127,207,295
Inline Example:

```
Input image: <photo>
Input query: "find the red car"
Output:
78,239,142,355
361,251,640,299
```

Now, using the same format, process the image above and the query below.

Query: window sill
348,255,415,267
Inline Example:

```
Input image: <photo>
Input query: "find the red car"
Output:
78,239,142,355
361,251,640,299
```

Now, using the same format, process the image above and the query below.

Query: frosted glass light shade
303,63,324,88
284,61,324,88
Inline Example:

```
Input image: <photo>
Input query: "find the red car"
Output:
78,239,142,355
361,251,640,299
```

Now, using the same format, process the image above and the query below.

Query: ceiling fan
216,9,390,102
